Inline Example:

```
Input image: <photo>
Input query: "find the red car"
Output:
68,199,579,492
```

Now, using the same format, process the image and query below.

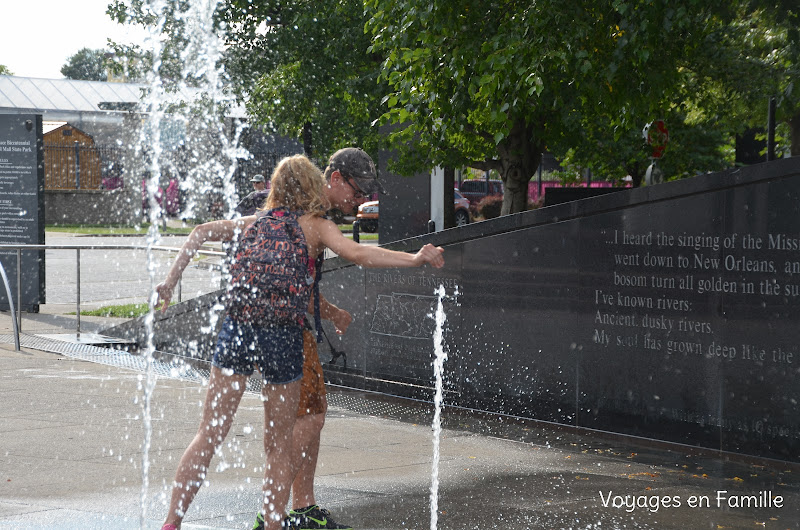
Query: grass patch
47,223,194,235
351,233,379,241
337,224,378,240
76,302,172,318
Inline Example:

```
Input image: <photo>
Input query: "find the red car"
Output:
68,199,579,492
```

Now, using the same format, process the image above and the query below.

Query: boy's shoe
282,513,299,530
288,505,353,530
253,510,307,530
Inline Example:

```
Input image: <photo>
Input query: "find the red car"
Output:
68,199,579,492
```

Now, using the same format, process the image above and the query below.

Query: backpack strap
312,255,324,343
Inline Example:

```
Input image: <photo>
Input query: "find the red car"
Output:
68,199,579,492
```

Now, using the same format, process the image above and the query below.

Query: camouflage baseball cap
328,147,385,195
250,174,265,183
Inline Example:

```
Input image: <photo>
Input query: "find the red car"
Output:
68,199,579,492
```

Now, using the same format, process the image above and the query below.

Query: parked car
356,191,472,233
458,179,504,205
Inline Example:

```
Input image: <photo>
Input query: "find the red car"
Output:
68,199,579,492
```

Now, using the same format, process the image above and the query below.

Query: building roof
0,75,246,118
42,120,69,134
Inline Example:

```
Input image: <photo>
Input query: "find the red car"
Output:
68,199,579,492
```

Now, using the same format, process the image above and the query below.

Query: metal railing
0,243,226,349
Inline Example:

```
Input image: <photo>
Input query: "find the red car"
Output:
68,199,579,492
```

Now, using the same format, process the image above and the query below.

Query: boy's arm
155,216,256,311
310,292,352,335
316,218,444,269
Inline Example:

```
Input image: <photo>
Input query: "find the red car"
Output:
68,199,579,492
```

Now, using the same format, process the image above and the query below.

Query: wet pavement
3,321,800,529
0,234,799,529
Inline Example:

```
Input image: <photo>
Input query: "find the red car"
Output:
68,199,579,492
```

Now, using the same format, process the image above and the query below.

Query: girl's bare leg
162,367,247,528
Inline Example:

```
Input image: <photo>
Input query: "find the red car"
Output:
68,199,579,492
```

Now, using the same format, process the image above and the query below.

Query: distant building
42,121,104,190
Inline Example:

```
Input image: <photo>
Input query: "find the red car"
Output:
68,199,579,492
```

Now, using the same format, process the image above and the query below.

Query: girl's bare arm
155,216,255,311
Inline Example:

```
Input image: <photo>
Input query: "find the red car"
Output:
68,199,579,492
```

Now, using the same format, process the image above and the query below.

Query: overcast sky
1,0,146,79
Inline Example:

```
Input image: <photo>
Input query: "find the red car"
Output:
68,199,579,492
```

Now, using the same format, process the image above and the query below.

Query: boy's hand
332,308,353,335
414,243,445,268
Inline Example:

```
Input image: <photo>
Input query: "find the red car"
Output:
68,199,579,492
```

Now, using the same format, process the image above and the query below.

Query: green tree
105,41,153,83
0,64,12,76
366,0,741,213
221,0,386,159
558,1,799,181
61,48,109,81
559,112,732,187
110,0,794,216
109,0,381,157
730,2,800,155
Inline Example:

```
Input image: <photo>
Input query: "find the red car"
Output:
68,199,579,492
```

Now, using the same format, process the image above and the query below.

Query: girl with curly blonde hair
264,154,329,215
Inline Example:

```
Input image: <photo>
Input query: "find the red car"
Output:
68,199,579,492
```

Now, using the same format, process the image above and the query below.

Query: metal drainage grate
2,333,430,420
2,334,268,394
1,333,221,386
326,388,434,423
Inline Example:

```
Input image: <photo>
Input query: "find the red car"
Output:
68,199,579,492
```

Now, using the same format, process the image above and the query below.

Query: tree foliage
366,0,746,213
735,1,800,155
110,0,798,216
0,64,12,76
559,1,798,180
221,0,387,159
108,0,381,159
107,0,231,88
60,48,109,81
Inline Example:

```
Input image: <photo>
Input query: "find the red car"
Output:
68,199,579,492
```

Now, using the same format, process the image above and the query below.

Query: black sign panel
0,114,45,310
377,149,431,243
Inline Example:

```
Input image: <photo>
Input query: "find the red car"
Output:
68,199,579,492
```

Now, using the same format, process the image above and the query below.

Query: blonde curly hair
265,154,329,215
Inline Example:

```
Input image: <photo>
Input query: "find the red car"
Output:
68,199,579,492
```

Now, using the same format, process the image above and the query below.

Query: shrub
527,197,544,210
477,195,503,220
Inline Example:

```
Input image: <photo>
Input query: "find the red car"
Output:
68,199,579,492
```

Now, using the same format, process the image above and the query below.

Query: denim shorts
212,317,303,384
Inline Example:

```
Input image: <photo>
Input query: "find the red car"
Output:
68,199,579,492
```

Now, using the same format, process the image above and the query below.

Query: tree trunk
496,120,543,215
789,112,800,157
625,161,645,188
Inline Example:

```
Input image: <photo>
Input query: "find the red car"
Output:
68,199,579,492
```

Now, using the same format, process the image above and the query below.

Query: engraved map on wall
369,293,440,339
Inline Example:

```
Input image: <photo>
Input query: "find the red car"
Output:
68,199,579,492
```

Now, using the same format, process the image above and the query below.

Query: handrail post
76,248,81,336
0,261,20,351
16,249,21,332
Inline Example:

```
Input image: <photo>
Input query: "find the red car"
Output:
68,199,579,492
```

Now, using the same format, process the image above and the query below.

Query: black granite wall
112,158,800,461
317,158,800,462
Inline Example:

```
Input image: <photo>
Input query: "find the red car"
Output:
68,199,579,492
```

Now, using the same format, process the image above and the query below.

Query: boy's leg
291,406,326,507
286,332,352,530
261,380,301,530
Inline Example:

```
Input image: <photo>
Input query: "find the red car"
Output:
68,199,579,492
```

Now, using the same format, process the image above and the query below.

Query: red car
356,190,471,233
